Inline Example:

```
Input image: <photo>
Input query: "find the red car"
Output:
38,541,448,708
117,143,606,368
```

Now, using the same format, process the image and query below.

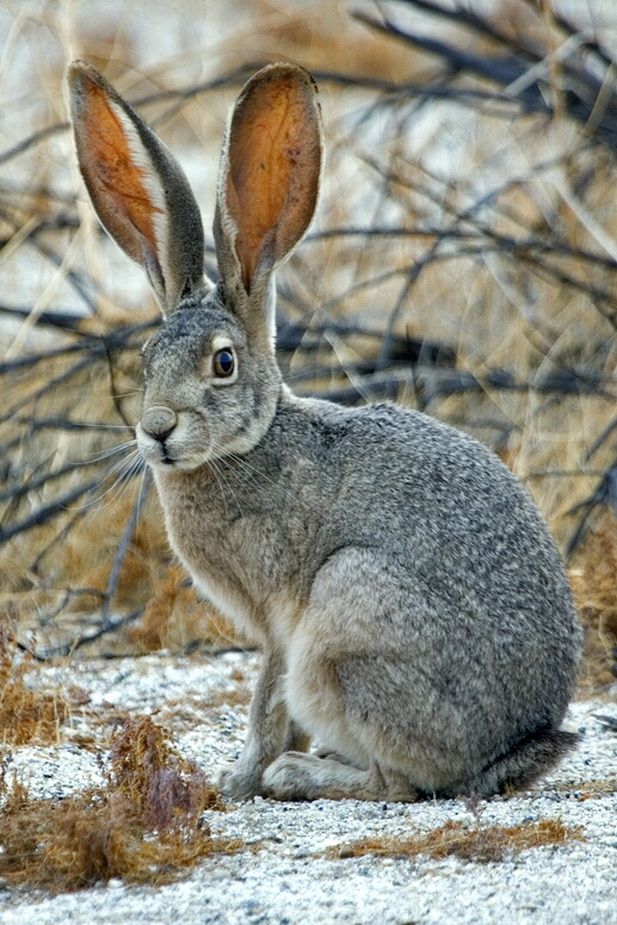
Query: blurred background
1,0,616,692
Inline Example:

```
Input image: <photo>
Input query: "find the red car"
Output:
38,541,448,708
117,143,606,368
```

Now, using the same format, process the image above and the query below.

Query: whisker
227,452,279,492
209,455,241,519
74,439,138,465
76,449,144,511
223,459,262,498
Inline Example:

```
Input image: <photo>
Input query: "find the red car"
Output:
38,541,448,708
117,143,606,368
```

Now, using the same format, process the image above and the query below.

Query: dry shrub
0,621,68,745
128,564,246,653
3,0,617,665
327,818,582,864
0,716,239,892
237,0,418,79
570,514,617,695
108,715,224,824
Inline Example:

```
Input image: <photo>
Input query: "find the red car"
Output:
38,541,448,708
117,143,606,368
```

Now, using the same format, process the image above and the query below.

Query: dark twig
566,460,617,556
0,478,100,546
38,607,146,659
101,469,150,629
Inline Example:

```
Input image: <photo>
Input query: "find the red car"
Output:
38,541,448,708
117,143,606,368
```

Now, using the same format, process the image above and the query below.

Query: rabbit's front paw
218,761,263,800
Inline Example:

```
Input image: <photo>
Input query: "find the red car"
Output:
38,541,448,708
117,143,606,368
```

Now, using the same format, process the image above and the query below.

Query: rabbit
68,60,583,802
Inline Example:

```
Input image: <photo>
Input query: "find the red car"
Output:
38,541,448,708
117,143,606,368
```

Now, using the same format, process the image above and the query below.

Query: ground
0,651,615,925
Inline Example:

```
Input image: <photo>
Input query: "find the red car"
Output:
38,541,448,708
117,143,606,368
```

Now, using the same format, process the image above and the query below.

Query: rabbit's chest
155,472,305,642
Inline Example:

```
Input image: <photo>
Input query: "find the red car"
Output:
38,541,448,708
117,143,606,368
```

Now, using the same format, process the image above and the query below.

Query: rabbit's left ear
214,63,322,343
68,61,206,315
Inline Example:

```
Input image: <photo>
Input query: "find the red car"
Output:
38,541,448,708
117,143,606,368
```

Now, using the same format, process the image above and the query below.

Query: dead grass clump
203,687,252,708
108,715,224,823
327,819,583,864
0,716,239,892
556,777,617,800
0,621,68,745
127,564,247,653
570,514,617,695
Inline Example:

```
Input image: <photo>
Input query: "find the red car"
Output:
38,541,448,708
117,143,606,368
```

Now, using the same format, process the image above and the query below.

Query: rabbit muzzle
136,400,215,471
136,404,184,468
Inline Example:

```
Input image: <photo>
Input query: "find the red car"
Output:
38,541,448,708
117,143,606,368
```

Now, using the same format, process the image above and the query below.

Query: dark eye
213,348,235,378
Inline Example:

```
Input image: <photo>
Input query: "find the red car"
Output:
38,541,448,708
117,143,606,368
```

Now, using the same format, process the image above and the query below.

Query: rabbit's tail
459,726,580,798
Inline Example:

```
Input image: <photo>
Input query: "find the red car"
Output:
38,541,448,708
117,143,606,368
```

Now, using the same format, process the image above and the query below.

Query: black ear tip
67,60,106,95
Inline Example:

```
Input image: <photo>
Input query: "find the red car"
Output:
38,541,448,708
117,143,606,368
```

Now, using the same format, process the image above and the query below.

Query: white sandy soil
0,651,615,925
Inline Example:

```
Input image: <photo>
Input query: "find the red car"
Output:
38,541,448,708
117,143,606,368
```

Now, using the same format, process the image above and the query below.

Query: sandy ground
0,651,615,925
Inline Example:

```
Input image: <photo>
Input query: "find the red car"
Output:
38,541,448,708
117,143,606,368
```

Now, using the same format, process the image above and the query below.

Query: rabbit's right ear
68,61,206,316
214,64,322,347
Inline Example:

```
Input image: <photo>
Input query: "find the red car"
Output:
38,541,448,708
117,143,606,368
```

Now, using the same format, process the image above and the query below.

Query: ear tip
244,61,319,101
66,60,106,95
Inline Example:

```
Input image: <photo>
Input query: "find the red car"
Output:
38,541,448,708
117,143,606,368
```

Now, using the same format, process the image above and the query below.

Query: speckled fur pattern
70,61,583,802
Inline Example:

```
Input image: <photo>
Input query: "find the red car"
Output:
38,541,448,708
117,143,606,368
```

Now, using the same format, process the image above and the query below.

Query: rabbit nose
141,406,178,442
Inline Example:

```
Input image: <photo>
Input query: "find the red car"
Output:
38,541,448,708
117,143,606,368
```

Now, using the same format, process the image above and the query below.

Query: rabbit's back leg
282,547,496,795
262,752,418,802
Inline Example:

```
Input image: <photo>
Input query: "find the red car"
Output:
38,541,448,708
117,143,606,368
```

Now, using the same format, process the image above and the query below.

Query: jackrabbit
68,61,582,801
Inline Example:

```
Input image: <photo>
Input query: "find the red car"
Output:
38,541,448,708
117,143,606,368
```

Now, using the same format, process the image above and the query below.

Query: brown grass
553,777,617,800
0,716,240,892
570,514,617,695
0,620,69,745
128,564,247,653
155,687,252,734
327,819,583,864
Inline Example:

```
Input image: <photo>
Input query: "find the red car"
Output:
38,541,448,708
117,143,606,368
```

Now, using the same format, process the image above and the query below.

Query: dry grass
571,514,617,695
0,715,239,892
0,620,69,745
326,818,583,864
128,564,247,654
154,692,252,737
552,777,617,800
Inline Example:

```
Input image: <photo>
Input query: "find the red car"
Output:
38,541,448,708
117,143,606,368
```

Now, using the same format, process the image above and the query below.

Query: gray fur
70,61,583,801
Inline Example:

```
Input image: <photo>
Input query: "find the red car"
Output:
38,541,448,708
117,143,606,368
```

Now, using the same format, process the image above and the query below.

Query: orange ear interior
73,72,161,262
226,68,321,287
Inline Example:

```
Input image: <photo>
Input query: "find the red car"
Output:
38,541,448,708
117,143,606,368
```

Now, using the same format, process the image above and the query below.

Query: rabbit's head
68,62,322,470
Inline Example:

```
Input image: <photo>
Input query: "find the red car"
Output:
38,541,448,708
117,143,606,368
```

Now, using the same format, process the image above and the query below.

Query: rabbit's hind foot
262,751,418,802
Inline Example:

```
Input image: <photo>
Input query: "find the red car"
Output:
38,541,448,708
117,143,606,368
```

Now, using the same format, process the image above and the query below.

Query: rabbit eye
213,348,235,378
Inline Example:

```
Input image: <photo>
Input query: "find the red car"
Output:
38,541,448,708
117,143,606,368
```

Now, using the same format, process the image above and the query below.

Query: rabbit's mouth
138,440,210,472
159,446,175,466
135,416,210,472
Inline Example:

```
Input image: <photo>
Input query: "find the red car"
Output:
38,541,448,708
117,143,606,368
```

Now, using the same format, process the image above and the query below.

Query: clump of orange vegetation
128,564,247,653
327,818,583,864
0,716,240,892
570,513,617,695
50,488,166,618
0,620,68,745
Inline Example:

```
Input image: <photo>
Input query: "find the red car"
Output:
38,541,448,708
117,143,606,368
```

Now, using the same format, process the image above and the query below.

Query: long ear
68,61,206,315
214,63,322,343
